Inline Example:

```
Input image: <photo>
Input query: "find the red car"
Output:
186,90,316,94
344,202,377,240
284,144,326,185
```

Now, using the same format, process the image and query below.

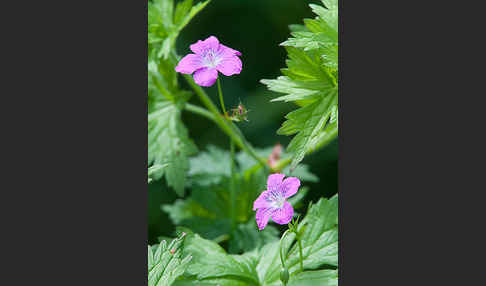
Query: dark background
148,0,337,244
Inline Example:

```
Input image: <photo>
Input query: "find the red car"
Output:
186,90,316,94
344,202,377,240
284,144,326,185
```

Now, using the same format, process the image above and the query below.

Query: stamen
202,48,221,68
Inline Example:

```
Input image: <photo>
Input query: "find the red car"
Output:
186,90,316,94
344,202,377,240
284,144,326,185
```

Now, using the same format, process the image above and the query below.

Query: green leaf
235,147,274,172
283,165,319,183
321,43,338,70
261,76,322,103
289,24,307,32
173,278,249,286
312,0,338,32
174,0,210,33
161,186,233,240
229,220,279,254
149,164,168,183
173,0,193,26
287,195,338,270
261,0,338,169
148,233,192,286
148,0,173,59
278,91,337,170
158,0,174,29
148,56,179,102
148,0,210,59
188,145,231,186
306,105,338,154
288,269,338,286
257,195,339,284
174,196,339,285
183,233,260,285
148,101,198,196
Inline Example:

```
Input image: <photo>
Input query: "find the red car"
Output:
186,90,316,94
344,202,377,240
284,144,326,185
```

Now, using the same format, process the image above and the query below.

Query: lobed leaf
148,233,192,286
261,0,339,169
148,101,198,196
279,91,337,170
312,0,338,32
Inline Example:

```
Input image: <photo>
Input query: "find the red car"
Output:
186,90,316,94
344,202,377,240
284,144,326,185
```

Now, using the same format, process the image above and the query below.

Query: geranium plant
148,0,339,285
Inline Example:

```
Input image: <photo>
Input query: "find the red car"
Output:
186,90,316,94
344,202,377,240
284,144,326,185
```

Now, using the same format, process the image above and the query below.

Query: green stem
297,236,304,272
212,234,230,244
172,52,268,167
279,230,290,268
230,138,236,231
217,78,227,116
184,103,216,122
215,77,236,232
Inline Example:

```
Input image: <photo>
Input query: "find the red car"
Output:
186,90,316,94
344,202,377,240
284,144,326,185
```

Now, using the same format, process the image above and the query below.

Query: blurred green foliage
149,0,337,245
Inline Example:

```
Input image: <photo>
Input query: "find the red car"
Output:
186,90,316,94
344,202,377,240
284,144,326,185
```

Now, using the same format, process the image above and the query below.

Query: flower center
202,49,221,68
268,188,285,209
274,196,285,208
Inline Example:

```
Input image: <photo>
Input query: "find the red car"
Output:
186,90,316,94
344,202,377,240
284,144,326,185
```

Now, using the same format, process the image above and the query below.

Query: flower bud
267,143,282,169
280,267,289,285
229,103,249,122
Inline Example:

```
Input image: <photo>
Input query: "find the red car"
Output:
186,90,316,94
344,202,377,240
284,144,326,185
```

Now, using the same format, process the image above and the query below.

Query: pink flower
253,174,301,230
175,36,242,87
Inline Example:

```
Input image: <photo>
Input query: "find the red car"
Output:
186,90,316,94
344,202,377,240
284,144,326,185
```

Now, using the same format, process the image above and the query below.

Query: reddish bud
268,143,282,169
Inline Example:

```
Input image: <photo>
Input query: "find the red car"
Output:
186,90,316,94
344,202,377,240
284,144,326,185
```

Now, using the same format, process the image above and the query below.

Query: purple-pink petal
280,177,301,198
267,173,285,192
216,55,242,76
175,54,204,74
253,190,272,211
271,201,294,225
193,67,218,87
190,36,220,55
219,43,242,56
256,207,274,230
